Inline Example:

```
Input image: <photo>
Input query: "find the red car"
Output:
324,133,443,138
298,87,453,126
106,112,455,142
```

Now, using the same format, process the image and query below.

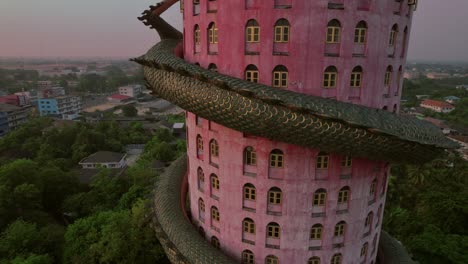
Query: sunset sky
1,0,467,61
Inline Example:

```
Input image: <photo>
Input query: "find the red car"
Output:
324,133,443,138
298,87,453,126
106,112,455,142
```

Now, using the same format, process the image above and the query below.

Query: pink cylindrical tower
184,1,416,263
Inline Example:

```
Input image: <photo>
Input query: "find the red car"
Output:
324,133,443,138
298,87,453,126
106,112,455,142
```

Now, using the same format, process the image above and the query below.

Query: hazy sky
0,0,467,61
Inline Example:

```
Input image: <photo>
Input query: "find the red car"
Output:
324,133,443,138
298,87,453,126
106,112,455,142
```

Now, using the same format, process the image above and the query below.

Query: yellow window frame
268,191,282,205
246,26,260,43
273,71,288,88
310,225,323,240
326,26,341,43
313,192,326,206
274,25,290,43
245,70,259,83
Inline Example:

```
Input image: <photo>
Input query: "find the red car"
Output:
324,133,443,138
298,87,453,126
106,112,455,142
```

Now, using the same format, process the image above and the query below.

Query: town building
119,85,142,98
36,81,54,89
426,72,451,79
79,151,127,169
38,96,82,120
107,94,135,104
0,103,29,136
455,84,468,91
444,96,461,104
77,151,127,184
424,117,452,135
0,94,30,107
420,99,455,113
138,1,455,264
403,70,420,80
39,86,66,98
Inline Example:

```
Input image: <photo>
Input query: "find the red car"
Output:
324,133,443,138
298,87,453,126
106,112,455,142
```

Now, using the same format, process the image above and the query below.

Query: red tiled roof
421,99,454,109
108,94,131,100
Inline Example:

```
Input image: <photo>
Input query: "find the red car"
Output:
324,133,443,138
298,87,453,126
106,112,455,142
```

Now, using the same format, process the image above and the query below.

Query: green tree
122,105,138,117
63,206,168,264
384,155,468,264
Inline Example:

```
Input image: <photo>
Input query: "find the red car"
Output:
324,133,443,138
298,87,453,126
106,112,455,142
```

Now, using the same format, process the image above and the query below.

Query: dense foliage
384,154,468,264
0,118,183,263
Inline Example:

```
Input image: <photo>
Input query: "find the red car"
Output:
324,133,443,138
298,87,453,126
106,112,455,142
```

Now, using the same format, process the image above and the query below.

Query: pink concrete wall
182,1,414,263
187,115,389,263
183,0,413,111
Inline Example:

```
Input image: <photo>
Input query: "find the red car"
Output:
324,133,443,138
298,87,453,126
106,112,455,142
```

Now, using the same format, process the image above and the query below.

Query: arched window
208,22,218,44
308,257,321,264
269,149,284,168
372,234,378,251
198,198,205,212
265,255,279,264
331,254,342,264
197,167,204,190
384,66,393,86
194,24,201,45
272,65,288,88
198,226,205,237
310,224,323,240
243,218,255,234
274,19,290,43
211,174,219,190
369,178,377,197
341,156,352,167
193,0,200,15
208,63,218,72
316,152,329,169
365,211,374,228
377,204,383,226
354,21,367,44
242,250,255,264
338,186,350,204
210,139,219,157
243,183,256,201
246,19,260,43
396,65,403,93
267,222,280,238
245,65,259,83
361,242,369,257
244,146,257,165
401,27,408,57
389,24,398,46
334,221,346,237
268,187,282,205
326,19,341,43
211,236,220,249
196,135,203,157
323,66,338,88
350,66,363,88
211,206,220,222
313,188,327,206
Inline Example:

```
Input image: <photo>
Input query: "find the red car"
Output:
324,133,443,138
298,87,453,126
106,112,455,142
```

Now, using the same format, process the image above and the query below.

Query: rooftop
0,103,23,112
79,151,126,164
108,94,132,100
421,99,455,108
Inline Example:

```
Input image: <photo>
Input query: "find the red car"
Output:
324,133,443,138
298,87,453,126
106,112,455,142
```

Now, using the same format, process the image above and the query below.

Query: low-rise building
37,81,54,89
79,151,127,169
444,96,461,104
420,99,455,113
426,72,451,79
107,94,134,104
0,94,30,107
38,96,82,120
0,103,29,136
424,117,451,135
119,85,142,98
455,84,468,91
39,87,66,98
